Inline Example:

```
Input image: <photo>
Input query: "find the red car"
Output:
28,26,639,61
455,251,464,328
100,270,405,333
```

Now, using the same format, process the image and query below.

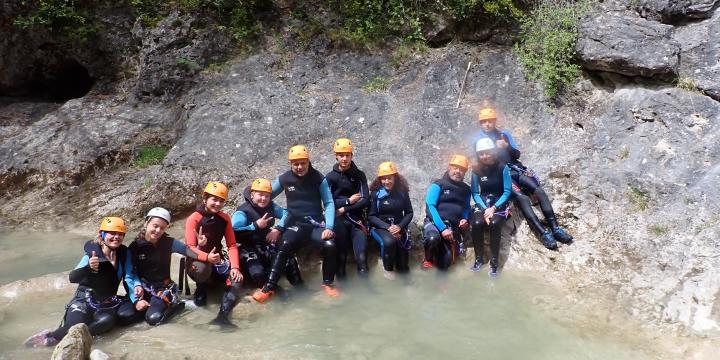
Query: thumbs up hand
89,251,100,272
207,247,222,264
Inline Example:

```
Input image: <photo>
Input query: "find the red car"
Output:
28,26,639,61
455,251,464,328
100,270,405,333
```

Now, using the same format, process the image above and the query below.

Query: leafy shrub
13,0,95,43
514,0,588,100
133,145,169,168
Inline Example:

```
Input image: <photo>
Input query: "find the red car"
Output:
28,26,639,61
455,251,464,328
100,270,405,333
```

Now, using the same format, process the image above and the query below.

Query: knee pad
423,233,440,248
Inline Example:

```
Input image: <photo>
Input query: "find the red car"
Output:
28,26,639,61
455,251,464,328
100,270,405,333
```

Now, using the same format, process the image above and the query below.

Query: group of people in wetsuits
24,107,573,346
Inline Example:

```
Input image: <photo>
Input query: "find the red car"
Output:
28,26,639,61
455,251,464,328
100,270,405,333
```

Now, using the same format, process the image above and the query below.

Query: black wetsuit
262,164,337,292
470,161,512,265
128,234,197,325
422,172,472,270
49,241,136,341
232,186,303,287
368,186,413,272
325,161,370,276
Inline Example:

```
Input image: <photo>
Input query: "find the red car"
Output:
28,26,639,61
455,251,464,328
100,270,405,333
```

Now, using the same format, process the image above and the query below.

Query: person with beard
184,182,243,327
325,138,370,277
130,208,200,325
252,145,338,303
231,178,303,290
469,138,512,278
24,217,138,347
367,162,413,278
421,155,472,271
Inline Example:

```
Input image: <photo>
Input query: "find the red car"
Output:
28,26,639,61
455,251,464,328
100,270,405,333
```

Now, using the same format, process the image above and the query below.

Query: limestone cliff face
1,0,719,342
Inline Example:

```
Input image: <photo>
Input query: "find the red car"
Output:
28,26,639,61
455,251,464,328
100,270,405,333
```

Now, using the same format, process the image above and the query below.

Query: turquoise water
0,233,664,359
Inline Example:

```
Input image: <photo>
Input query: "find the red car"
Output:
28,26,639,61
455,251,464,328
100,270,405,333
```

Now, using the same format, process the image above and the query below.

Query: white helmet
146,207,171,224
475,137,496,152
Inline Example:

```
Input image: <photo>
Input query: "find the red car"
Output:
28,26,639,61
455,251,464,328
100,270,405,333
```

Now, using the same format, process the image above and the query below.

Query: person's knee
533,186,547,198
90,312,116,335
323,239,337,257
423,230,440,248
145,309,164,326
471,212,485,229
187,261,212,283
116,302,138,324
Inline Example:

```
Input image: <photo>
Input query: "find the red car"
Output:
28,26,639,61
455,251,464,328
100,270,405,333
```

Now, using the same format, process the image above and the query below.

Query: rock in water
51,323,92,360
89,349,110,360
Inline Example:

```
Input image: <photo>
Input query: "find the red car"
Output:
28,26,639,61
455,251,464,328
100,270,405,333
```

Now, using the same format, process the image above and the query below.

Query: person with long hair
368,162,413,277
24,217,138,347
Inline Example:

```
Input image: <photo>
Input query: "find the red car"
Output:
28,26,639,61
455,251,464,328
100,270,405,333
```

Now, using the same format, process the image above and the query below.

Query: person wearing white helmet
128,207,199,326
469,138,512,278
24,217,139,347
472,107,573,250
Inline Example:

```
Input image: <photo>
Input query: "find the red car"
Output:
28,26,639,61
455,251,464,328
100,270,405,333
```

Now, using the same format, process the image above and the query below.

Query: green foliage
648,224,668,236
177,57,201,71
362,76,392,92
675,76,700,92
390,42,428,67
289,9,325,48
514,0,588,100
132,145,169,168
13,0,95,43
627,185,649,212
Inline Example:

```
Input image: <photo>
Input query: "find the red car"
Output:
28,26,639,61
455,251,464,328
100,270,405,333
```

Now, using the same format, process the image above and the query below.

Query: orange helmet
99,217,127,234
288,145,310,160
377,162,398,177
204,181,228,200
449,154,469,170
250,178,272,193
478,107,497,121
333,138,353,153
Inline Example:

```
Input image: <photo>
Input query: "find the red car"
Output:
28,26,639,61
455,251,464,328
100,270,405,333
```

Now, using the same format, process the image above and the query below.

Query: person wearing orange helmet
421,155,472,271
184,182,243,327
368,162,414,277
473,107,573,250
325,138,371,277
231,178,303,290
252,145,338,303
129,207,200,326
24,217,139,347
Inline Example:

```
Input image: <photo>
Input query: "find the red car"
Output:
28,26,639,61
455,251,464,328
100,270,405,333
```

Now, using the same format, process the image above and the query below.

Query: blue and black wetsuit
129,234,197,325
48,240,138,341
232,186,303,287
261,163,337,292
368,186,413,272
470,161,512,266
325,161,370,276
473,128,571,245
422,172,471,270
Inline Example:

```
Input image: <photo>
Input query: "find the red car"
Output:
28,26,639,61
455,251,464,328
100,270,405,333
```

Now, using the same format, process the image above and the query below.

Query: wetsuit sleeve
273,203,288,231
221,213,240,269
398,192,414,229
345,172,370,212
463,191,471,220
328,174,350,208
171,239,199,260
425,183,447,232
123,249,141,303
271,178,283,199
184,212,209,262
320,178,335,230
367,192,389,229
68,255,90,283
501,130,521,161
494,165,512,208
471,173,488,209
231,210,255,232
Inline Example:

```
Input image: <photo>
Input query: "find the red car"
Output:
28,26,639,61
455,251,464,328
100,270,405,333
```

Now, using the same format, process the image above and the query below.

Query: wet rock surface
51,323,92,360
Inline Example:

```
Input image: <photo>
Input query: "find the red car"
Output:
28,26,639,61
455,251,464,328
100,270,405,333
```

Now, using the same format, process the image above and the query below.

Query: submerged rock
89,349,110,360
51,323,92,360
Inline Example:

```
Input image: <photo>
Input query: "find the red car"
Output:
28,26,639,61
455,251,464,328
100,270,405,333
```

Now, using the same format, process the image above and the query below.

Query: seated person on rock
232,178,303,291
24,217,138,347
252,145,339,303
367,161,414,278
325,138,371,277
421,155,472,271
473,107,573,250
470,138,512,278
184,182,243,327
130,208,199,326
